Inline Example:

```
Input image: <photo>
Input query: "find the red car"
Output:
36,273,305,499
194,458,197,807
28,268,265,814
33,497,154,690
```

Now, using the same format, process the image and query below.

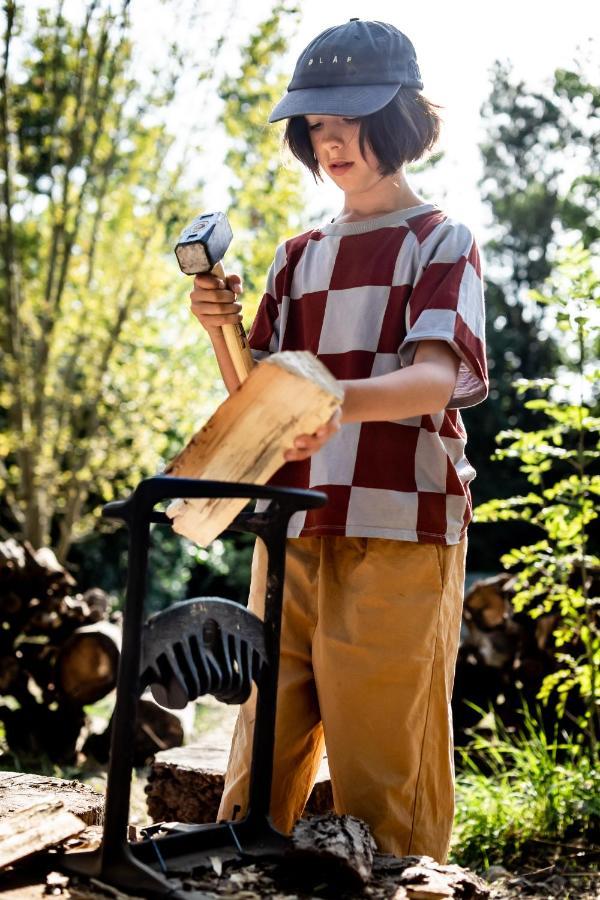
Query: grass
451,709,600,872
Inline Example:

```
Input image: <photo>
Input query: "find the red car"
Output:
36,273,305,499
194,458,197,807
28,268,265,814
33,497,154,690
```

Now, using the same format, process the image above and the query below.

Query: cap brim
268,83,404,123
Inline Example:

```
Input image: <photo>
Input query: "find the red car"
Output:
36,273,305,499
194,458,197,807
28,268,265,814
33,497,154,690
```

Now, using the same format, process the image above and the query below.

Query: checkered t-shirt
249,204,488,545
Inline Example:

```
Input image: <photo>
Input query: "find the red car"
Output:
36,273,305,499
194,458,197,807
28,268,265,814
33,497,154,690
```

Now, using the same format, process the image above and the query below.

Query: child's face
304,115,382,191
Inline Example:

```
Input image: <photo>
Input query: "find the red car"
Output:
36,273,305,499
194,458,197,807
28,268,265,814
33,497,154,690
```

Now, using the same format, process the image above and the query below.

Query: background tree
0,1,225,561
465,53,600,571
61,2,305,608
218,1,302,322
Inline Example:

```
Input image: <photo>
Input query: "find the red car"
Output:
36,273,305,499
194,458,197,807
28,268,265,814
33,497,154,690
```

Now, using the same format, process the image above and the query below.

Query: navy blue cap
269,19,423,123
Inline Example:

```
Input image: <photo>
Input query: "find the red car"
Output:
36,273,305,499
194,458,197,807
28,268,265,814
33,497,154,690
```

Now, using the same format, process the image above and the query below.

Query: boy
190,19,488,862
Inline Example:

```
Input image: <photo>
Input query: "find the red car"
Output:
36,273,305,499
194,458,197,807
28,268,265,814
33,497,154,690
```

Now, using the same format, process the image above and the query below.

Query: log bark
0,772,103,826
0,800,85,870
165,351,343,546
146,741,333,824
288,813,376,889
0,536,118,763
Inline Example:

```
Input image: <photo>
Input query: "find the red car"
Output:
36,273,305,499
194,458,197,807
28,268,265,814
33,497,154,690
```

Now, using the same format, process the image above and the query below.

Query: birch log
165,351,343,546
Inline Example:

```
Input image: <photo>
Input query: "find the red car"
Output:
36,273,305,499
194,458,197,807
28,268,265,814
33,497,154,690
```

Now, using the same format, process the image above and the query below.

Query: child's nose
321,127,343,148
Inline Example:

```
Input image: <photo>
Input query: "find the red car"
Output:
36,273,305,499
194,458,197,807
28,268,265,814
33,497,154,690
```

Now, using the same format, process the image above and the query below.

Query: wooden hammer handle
212,261,255,382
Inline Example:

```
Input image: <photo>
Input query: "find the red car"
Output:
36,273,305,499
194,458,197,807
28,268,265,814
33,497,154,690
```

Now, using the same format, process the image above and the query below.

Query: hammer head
174,211,233,275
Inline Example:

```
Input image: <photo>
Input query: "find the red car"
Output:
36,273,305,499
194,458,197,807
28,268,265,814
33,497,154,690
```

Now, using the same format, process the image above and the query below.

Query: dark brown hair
283,90,442,180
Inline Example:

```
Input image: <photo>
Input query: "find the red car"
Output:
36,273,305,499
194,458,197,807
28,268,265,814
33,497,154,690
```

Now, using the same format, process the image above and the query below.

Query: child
190,19,488,863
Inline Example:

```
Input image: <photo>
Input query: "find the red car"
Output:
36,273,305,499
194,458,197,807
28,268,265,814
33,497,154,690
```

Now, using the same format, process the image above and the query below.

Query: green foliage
0,2,225,560
474,243,600,752
452,707,600,870
218,1,303,322
463,54,599,572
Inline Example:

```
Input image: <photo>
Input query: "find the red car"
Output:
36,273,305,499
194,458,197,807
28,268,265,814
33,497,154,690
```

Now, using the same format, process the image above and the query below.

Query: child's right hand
189,272,243,333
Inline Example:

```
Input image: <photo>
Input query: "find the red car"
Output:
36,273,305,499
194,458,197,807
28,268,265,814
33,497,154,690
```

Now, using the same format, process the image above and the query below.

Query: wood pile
452,572,593,743
0,539,186,766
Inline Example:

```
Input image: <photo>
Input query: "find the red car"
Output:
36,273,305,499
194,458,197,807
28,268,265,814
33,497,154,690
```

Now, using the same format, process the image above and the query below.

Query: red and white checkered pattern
249,204,488,545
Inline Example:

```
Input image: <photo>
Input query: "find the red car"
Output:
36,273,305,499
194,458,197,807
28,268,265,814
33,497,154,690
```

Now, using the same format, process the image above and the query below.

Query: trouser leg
218,537,325,832
313,537,466,862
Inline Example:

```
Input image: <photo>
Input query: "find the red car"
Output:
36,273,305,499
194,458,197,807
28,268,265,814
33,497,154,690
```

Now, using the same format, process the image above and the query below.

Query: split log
56,621,122,705
146,741,333,824
166,351,343,546
0,800,85,870
0,772,103,826
288,813,376,890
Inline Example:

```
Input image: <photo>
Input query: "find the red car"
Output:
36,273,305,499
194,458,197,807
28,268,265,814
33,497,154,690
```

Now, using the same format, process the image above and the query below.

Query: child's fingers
194,273,225,290
190,298,243,328
193,272,243,292
283,413,342,461
190,287,239,306
226,273,244,294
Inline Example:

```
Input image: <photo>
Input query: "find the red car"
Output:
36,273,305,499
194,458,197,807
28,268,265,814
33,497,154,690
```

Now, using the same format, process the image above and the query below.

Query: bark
146,741,332,824
289,813,377,889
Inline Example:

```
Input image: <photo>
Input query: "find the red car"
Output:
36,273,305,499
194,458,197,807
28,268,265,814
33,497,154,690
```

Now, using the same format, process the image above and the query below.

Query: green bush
452,708,600,870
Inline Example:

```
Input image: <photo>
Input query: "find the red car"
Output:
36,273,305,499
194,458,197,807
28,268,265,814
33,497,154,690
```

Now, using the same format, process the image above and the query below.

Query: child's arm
284,340,459,463
340,340,460,424
189,272,244,394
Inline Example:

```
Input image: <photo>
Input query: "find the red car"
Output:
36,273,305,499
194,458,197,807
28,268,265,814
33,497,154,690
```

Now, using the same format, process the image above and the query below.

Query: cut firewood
165,351,343,546
288,813,377,889
146,740,332,824
0,772,104,827
0,800,85,869
56,621,122,705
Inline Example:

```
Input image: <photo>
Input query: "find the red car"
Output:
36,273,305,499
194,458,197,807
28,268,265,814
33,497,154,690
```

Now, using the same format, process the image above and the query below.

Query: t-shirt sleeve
247,242,287,362
398,221,488,409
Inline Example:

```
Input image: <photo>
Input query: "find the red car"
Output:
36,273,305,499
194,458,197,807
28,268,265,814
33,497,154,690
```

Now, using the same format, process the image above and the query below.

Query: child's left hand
283,408,342,462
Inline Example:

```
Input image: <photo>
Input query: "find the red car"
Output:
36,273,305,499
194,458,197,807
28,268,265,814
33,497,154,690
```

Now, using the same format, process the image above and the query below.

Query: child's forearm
208,328,243,395
340,362,456,424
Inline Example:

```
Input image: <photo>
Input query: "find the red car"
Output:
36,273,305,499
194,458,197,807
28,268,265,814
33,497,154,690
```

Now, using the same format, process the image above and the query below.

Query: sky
129,1,598,241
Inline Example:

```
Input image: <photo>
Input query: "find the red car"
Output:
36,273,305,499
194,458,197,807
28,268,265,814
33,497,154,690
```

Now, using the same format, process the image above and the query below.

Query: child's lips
329,161,354,174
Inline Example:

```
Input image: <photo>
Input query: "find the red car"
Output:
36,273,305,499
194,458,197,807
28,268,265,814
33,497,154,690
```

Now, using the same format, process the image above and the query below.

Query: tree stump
0,772,104,827
146,740,333,824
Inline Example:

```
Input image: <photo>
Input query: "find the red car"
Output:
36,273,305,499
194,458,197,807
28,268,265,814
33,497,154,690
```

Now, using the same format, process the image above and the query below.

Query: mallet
175,211,255,382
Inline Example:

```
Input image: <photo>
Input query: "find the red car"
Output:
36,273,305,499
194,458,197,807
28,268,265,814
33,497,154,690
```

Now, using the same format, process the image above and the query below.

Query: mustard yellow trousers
217,535,466,862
